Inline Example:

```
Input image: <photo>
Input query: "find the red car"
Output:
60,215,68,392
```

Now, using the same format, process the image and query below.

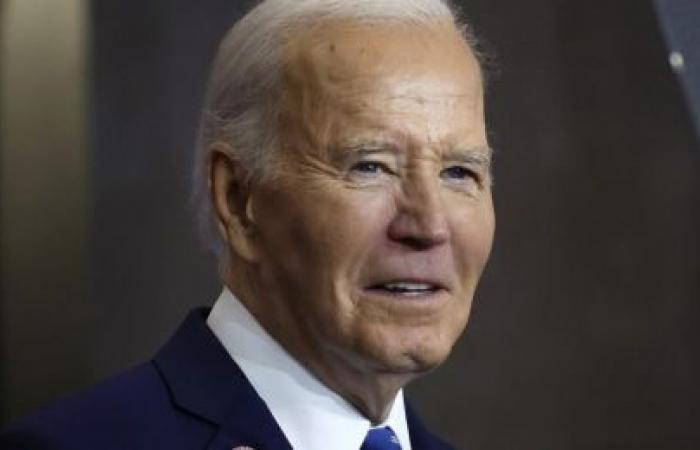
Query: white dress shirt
207,288,412,450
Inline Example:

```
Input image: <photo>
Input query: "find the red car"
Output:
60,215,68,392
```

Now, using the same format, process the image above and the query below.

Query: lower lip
362,287,449,306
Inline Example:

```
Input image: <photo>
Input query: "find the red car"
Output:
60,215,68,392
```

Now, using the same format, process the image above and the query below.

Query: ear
208,143,259,262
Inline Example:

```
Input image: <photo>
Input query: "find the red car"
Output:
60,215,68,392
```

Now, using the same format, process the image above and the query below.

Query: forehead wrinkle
382,87,475,101
332,93,482,140
280,20,485,165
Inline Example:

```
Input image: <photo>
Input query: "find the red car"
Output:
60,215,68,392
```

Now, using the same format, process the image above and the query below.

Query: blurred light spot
669,51,685,73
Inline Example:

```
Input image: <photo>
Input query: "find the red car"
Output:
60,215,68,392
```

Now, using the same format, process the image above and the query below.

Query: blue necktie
361,426,402,450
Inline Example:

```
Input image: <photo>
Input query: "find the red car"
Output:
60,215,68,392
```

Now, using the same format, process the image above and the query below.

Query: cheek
259,184,395,278
450,198,495,276
313,188,396,259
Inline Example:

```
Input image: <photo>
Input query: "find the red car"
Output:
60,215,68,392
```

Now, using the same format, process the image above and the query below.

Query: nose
388,175,449,250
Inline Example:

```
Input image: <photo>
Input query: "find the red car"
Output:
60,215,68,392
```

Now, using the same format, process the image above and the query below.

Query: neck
221,261,416,424
309,359,414,423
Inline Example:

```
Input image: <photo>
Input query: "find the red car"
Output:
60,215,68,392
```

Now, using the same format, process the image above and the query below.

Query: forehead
283,20,481,90
279,20,485,154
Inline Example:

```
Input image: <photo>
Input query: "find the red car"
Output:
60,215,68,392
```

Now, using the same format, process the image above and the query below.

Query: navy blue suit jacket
0,309,454,450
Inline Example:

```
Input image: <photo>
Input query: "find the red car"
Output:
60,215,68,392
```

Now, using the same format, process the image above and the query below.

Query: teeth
382,282,434,292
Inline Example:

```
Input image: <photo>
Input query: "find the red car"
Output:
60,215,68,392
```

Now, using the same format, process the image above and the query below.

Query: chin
363,333,458,375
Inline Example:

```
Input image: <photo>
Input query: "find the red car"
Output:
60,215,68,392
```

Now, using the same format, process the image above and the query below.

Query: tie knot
361,426,402,450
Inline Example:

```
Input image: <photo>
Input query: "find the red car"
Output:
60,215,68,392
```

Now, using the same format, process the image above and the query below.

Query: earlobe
208,145,259,262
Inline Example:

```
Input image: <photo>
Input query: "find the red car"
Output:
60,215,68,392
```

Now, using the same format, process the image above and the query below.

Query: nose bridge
389,166,449,247
407,168,442,219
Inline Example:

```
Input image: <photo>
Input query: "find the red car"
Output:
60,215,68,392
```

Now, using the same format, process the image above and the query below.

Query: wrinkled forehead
277,20,485,152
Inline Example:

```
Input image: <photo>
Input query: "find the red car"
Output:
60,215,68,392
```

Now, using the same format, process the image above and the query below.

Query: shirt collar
207,288,412,450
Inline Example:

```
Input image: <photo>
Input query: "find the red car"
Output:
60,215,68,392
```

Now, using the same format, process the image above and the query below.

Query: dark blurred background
1,1,698,449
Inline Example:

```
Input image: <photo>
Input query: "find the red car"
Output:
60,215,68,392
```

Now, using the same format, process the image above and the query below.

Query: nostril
395,236,441,251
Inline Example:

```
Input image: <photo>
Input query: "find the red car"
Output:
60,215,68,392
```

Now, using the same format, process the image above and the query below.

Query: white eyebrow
337,139,399,154
445,146,493,168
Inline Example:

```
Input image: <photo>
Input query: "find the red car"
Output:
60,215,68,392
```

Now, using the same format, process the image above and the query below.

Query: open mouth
366,281,443,297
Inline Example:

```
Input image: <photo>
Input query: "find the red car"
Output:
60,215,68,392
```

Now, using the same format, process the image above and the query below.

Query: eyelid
333,143,395,167
447,152,491,173
350,149,398,167
445,158,483,171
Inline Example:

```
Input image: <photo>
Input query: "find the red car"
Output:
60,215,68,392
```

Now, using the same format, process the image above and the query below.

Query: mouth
365,281,446,298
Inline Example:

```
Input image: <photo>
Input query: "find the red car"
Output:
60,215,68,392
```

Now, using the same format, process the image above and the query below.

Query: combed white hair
193,0,477,256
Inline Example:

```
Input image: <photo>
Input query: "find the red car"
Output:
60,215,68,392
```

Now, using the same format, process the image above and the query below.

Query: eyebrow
444,146,493,169
331,140,401,166
337,139,399,154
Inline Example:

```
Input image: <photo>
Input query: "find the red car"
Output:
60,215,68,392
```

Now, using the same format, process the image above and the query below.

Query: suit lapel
406,402,456,450
153,308,292,450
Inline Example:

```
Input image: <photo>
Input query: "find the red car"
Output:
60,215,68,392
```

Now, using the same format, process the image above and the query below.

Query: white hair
192,0,478,256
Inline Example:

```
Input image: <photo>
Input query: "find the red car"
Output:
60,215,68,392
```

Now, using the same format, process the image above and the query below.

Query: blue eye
350,161,386,175
441,166,475,180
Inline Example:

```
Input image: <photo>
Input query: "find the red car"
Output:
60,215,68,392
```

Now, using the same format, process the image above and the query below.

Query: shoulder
405,401,457,450
0,362,215,450
414,429,456,450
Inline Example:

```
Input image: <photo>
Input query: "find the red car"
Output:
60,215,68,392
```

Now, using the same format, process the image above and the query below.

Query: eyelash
440,166,479,182
349,161,392,175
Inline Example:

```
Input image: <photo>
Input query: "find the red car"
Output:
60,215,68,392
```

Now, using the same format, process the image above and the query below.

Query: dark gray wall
2,1,699,449
87,0,243,379
411,1,700,449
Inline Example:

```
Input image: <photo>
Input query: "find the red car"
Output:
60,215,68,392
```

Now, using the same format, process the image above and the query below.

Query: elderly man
0,0,494,449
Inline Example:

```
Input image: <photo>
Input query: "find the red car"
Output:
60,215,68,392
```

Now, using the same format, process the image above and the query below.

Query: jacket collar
153,308,292,450
406,403,455,450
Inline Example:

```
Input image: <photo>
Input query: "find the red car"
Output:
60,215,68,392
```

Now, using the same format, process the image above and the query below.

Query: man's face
245,22,494,379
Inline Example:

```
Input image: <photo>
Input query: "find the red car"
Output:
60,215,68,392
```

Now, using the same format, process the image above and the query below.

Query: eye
441,165,476,181
349,161,389,176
